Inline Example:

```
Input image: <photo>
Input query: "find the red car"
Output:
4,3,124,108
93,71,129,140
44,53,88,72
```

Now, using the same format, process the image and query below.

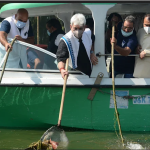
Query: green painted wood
0,86,150,131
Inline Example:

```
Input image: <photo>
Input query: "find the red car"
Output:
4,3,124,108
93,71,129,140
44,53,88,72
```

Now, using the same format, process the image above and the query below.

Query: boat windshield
0,39,59,71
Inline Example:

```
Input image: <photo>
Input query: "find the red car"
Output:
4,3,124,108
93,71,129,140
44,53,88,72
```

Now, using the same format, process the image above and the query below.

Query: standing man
0,8,40,69
0,8,34,50
56,13,98,78
111,15,138,78
133,14,150,78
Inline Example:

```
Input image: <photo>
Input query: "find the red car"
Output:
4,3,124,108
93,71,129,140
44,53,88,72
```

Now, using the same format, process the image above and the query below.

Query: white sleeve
144,49,150,56
84,28,91,38
55,34,64,46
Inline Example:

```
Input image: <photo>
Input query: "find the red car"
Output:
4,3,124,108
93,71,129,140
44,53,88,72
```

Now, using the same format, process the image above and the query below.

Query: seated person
56,13,98,79
110,15,138,78
133,14,150,78
44,18,65,69
26,47,42,69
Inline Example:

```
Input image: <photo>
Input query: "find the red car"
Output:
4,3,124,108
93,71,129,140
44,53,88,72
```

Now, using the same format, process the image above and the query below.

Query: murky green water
0,128,150,149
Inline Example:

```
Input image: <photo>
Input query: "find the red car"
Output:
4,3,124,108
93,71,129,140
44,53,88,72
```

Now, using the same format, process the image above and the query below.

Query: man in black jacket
44,18,65,69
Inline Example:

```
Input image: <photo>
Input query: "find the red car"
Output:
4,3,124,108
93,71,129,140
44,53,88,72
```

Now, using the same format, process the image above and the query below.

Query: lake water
0,128,150,149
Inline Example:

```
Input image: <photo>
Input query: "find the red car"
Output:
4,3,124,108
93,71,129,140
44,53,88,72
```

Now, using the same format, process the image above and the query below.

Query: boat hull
0,86,150,131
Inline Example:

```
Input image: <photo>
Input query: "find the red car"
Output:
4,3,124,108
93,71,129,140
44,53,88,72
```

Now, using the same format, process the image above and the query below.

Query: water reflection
0,128,150,149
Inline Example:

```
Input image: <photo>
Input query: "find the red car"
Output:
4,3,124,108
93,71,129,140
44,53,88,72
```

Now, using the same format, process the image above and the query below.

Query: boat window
0,39,87,75
0,39,58,70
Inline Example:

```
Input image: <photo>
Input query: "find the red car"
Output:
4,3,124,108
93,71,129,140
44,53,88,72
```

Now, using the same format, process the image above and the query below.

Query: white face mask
144,27,150,34
121,29,133,37
72,30,84,39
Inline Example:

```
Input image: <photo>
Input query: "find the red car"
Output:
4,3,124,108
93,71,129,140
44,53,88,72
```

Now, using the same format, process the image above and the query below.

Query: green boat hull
0,86,150,131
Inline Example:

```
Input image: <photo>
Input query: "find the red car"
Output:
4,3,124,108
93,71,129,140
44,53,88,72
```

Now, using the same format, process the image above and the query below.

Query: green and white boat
0,3,150,132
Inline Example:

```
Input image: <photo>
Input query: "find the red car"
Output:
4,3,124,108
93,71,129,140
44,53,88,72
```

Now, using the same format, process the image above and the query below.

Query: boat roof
0,3,113,18
0,3,115,18
1,3,150,18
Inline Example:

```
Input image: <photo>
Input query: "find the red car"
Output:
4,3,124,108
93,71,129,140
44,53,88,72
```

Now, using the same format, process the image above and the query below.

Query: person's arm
114,45,131,56
56,40,69,79
58,60,66,70
135,44,142,54
90,33,98,65
15,35,34,44
110,37,131,56
139,49,150,59
0,21,13,51
0,31,12,51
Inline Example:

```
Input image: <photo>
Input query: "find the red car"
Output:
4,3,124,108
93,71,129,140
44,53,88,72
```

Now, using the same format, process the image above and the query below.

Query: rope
111,21,124,147
97,89,150,100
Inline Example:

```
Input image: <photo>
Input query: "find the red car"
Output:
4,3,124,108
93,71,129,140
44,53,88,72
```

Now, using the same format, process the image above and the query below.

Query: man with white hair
56,13,98,78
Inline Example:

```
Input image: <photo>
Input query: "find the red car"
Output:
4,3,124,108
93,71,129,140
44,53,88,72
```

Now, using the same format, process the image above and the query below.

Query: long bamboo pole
0,37,17,83
111,21,124,146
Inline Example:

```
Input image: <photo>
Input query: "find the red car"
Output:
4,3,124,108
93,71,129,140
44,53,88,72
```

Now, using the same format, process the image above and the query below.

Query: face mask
144,27,150,34
73,30,84,39
47,30,51,36
121,29,133,37
15,20,26,29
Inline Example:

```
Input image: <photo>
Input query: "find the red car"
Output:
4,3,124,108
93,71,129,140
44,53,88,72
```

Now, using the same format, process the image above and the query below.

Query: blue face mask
15,20,26,29
47,30,51,36
121,29,133,37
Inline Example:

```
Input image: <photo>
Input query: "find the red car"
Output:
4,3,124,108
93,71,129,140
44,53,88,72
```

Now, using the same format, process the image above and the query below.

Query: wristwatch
90,50,94,54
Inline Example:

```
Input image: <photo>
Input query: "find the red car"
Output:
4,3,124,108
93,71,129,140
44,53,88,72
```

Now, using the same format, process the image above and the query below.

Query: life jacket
4,15,29,39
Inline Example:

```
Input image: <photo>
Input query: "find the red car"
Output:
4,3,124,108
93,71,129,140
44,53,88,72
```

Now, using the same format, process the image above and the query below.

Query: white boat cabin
0,3,150,86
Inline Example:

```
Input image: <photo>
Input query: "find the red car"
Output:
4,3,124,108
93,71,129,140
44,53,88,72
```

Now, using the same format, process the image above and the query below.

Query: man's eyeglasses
122,26,134,32
73,27,84,30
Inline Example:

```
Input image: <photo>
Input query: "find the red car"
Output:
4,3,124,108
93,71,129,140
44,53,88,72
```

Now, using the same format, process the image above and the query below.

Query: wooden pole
0,37,17,83
58,59,69,126
111,21,124,146
37,16,39,45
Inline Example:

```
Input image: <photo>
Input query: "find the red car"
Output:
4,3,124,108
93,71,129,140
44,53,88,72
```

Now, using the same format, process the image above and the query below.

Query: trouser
114,71,134,78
